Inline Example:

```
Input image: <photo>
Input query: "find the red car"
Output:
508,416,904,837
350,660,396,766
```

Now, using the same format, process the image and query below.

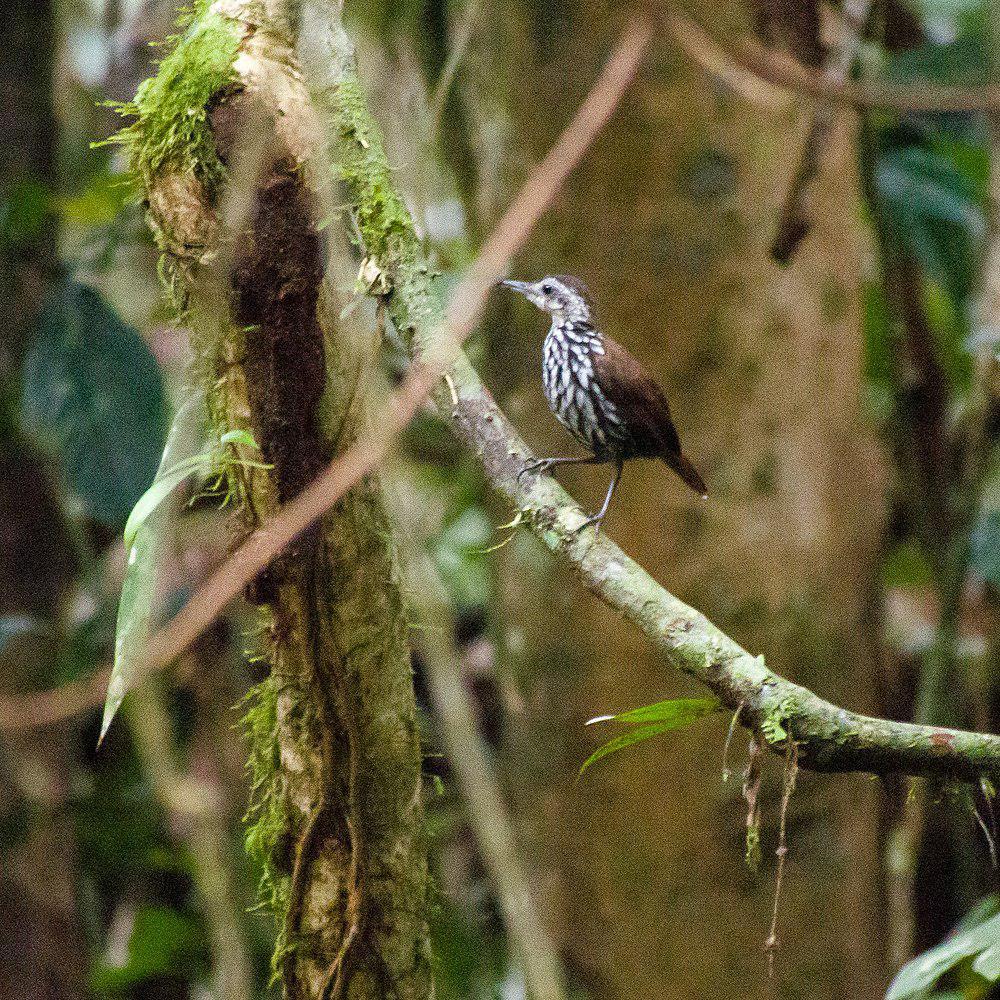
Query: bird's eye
541,283,554,295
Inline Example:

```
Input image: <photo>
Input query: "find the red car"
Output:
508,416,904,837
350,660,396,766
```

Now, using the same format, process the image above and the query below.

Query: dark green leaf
971,508,1000,586
884,32,991,95
21,281,166,528
877,146,985,232
874,138,988,309
887,897,1000,999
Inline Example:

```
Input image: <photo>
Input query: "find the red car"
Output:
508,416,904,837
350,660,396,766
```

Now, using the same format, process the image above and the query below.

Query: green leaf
877,145,985,232
580,697,721,776
21,281,167,528
887,897,1000,999
102,395,205,743
595,696,721,727
219,427,260,449
90,905,205,994
580,723,681,776
122,452,213,549
971,508,1000,586
432,508,494,611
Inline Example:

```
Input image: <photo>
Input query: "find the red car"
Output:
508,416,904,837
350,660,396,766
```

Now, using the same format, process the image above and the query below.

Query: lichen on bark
114,2,433,997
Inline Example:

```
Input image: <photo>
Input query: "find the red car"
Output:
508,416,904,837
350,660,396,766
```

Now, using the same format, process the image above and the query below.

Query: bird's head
501,275,594,323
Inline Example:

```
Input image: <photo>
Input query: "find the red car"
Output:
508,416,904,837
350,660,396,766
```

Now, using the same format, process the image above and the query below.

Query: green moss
761,696,794,745
240,672,292,985
332,76,419,264
106,2,241,194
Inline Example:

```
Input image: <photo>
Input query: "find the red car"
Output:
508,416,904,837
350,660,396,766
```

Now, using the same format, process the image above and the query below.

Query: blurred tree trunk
0,3,88,999
458,7,889,998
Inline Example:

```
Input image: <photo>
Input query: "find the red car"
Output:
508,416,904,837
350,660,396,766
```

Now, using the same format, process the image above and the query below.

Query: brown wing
594,337,708,496
593,335,682,458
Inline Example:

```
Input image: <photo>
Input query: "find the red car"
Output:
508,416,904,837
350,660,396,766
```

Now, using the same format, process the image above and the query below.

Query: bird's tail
665,451,707,498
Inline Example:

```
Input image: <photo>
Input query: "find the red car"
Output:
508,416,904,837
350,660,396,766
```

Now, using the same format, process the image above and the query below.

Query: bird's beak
501,279,531,295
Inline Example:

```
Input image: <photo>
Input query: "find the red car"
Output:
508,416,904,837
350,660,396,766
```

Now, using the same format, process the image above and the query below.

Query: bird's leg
517,454,604,486
577,459,624,535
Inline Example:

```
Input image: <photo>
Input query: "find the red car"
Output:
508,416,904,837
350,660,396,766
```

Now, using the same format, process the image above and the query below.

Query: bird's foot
517,457,556,485
574,512,606,536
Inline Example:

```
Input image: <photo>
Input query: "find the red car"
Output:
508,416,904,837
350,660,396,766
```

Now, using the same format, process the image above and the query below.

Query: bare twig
429,0,483,124
771,0,874,263
667,12,1000,113
743,737,763,869
721,701,745,782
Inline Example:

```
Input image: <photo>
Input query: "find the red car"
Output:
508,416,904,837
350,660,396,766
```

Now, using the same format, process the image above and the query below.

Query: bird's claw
517,458,553,485
574,514,605,536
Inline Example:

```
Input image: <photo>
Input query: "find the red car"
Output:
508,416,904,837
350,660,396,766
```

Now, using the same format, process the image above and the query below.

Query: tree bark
119,3,432,996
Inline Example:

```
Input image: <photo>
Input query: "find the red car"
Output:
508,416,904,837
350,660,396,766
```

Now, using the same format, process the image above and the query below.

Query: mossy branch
319,15,1000,783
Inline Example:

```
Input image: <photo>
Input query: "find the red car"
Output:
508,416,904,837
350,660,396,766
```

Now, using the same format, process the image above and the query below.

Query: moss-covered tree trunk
118,3,432,997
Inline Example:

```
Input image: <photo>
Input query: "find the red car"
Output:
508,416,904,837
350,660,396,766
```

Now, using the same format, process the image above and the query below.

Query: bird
501,274,706,533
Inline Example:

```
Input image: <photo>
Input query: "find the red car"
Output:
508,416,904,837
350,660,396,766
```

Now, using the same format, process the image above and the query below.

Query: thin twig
721,701,745,782
743,738,763,870
429,0,483,125
401,514,569,1000
667,12,1000,113
771,0,874,263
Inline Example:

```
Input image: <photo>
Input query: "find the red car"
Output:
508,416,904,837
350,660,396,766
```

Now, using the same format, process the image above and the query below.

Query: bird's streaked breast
543,322,623,454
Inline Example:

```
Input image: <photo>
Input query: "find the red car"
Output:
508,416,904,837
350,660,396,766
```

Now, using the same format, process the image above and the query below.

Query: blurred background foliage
0,1,998,998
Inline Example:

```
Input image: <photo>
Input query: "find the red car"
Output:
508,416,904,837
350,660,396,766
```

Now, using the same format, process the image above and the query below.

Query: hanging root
765,740,799,977
973,776,998,869
743,736,763,870
722,701,746,782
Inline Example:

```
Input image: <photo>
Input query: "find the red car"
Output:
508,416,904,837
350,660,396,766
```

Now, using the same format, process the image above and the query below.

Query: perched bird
502,275,706,532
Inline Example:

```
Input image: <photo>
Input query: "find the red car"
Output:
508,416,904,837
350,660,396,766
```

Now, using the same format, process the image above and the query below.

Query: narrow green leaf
101,394,206,743
580,697,722,776
579,722,679,776
611,696,720,727
122,453,213,549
